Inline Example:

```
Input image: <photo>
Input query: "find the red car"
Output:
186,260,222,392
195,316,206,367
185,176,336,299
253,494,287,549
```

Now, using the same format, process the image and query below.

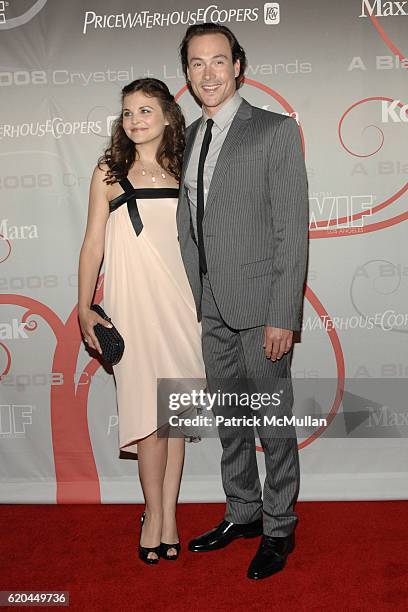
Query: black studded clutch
90,304,125,365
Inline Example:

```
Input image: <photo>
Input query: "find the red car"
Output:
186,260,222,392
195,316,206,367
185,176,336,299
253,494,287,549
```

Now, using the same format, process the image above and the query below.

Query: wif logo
264,2,280,24
0,405,33,438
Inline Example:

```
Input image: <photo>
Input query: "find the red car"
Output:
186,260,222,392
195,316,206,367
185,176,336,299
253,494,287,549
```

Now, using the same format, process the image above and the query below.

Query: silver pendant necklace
140,163,166,183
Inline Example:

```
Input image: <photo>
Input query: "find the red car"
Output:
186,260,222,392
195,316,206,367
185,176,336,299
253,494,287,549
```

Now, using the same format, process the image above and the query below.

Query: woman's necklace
139,161,166,184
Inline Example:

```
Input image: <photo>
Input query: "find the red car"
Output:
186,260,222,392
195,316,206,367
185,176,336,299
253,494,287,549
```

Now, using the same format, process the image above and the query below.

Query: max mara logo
360,0,408,16
0,219,39,240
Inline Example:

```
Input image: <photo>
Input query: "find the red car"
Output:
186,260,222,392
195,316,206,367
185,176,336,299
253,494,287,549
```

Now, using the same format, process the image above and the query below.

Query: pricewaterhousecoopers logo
360,0,408,16
82,4,280,33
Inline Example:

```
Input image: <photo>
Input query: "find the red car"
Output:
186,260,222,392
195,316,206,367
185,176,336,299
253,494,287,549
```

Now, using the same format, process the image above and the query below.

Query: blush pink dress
103,178,205,454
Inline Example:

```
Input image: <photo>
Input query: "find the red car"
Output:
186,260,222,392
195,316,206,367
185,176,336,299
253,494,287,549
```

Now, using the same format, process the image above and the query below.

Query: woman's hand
79,308,112,355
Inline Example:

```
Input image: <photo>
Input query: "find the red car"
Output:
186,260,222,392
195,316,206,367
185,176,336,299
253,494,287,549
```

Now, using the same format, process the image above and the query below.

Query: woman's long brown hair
98,78,185,184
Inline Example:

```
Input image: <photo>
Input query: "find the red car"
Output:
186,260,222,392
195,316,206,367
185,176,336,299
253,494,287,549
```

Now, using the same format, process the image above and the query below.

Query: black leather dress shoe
247,532,295,580
188,518,263,552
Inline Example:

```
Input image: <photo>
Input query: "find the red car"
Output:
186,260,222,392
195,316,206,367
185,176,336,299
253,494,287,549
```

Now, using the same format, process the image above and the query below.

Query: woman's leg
161,435,185,556
137,430,168,560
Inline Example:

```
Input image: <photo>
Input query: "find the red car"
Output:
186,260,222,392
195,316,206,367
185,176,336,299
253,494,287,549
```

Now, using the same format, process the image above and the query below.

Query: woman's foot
161,514,180,559
139,511,162,564
159,541,181,561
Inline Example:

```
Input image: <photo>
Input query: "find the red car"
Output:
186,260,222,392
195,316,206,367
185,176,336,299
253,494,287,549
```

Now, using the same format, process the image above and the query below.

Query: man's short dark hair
179,23,247,90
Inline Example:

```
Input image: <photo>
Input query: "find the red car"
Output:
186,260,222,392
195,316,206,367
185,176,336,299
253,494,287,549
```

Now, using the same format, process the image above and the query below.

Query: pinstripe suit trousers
201,273,300,537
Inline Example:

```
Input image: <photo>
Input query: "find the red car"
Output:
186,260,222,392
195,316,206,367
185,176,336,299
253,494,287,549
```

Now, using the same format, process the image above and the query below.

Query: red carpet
1,501,407,611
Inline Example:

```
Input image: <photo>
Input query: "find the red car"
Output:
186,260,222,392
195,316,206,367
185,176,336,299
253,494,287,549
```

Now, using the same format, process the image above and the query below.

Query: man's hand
263,326,293,361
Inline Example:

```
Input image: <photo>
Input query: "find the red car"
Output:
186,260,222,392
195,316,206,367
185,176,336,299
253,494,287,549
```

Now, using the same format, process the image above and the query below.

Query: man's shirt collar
201,91,242,132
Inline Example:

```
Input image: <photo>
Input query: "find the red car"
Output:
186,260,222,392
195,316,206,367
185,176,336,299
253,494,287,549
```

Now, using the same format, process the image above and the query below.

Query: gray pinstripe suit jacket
176,97,309,332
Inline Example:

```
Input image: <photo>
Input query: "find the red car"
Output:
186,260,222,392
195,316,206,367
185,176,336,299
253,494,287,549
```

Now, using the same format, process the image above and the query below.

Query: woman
78,78,205,564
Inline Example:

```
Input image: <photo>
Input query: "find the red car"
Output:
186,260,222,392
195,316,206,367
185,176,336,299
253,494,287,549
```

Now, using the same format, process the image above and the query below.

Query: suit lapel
204,99,252,217
177,119,200,230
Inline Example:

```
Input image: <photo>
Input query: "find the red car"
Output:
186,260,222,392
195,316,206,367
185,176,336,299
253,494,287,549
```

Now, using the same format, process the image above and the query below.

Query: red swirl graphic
0,342,12,380
21,311,38,331
0,235,12,264
369,14,407,66
0,290,103,503
308,97,408,238
338,97,405,158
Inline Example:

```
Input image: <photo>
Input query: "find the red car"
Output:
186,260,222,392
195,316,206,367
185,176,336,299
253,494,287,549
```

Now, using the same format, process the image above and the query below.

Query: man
176,23,309,580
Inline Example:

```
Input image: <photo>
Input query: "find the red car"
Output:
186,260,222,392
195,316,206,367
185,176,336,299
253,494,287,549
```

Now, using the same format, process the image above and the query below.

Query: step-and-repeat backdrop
1,1,407,503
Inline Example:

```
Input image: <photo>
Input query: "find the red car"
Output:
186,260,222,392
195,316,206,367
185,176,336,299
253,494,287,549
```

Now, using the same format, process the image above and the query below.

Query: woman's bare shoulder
90,163,112,198
93,162,109,182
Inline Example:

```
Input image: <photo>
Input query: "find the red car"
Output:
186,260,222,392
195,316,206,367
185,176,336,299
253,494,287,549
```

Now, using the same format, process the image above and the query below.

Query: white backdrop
1,0,407,503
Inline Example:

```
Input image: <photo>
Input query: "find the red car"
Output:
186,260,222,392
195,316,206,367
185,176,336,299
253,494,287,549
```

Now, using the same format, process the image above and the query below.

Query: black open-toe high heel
139,512,161,565
159,541,181,561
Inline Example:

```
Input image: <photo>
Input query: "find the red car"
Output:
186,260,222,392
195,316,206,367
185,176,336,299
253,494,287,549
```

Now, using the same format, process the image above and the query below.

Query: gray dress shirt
184,91,242,238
